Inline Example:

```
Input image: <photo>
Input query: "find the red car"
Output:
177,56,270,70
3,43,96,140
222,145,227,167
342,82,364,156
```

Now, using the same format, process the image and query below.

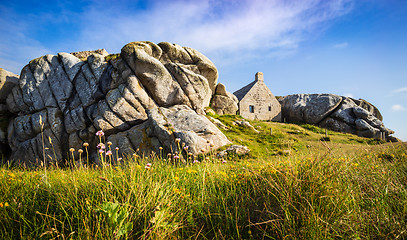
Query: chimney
255,72,264,82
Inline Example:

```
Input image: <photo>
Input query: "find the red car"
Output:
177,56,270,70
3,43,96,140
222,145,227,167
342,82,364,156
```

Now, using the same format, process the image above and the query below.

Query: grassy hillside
0,114,406,239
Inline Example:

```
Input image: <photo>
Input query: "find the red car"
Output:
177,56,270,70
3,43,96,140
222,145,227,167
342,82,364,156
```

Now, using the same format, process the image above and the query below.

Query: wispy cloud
0,0,354,73
391,104,407,112
333,42,349,48
75,0,354,56
393,86,407,94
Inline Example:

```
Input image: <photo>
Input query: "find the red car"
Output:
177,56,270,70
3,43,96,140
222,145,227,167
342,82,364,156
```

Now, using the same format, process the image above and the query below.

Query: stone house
233,72,281,121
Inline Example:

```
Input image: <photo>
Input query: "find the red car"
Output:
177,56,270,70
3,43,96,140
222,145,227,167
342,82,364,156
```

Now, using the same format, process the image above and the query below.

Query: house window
249,105,254,113
268,106,272,111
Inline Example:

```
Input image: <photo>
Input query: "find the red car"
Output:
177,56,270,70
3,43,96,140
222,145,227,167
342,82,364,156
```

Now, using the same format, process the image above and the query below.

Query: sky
0,0,406,141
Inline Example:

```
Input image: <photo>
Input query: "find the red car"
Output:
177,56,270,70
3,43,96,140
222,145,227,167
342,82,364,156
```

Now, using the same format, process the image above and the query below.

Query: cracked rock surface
279,94,395,140
5,41,230,165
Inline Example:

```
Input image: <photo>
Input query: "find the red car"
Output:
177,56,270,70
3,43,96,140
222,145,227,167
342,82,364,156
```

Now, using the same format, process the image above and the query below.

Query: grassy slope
0,114,406,239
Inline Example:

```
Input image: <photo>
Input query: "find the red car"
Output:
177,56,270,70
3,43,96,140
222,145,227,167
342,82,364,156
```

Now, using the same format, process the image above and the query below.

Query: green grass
0,116,406,239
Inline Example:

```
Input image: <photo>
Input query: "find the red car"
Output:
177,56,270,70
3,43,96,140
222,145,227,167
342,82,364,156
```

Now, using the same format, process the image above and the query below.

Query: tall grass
0,117,406,239
0,141,406,239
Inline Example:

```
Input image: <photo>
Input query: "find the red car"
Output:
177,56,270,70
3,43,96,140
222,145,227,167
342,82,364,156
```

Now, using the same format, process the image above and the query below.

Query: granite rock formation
0,68,19,155
211,83,239,115
279,94,395,141
4,41,230,165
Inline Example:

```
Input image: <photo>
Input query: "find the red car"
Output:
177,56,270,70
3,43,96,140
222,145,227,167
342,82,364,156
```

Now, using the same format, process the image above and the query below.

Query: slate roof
233,80,257,101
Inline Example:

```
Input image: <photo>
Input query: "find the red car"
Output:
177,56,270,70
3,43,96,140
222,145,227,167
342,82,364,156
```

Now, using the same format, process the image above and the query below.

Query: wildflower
222,160,227,164
175,138,181,143
98,149,104,154
193,160,200,163
96,130,104,136
4,202,9,207
174,176,180,181
115,147,119,151
118,157,122,161
83,142,89,147
173,187,181,194
174,155,180,159
106,150,112,156
145,165,150,169
146,163,152,167
69,148,75,153
133,153,137,158
78,149,83,154
183,146,189,151
107,141,112,146
0,203,2,207
97,143,105,149
159,147,163,150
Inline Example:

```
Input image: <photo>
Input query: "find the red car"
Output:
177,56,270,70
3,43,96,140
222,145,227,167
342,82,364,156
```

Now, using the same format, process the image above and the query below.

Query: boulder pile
279,94,396,141
2,41,231,165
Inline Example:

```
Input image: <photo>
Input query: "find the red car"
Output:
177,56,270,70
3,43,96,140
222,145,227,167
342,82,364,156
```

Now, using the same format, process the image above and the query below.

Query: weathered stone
319,117,355,134
217,145,250,158
150,105,231,154
330,97,357,125
70,49,109,60
233,120,260,133
29,57,59,108
351,98,383,121
211,95,238,115
121,41,189,107
215,83,228,97
0,68,19,103
58,53,85,82
207,116,229,130
166,62,211,113
3,41,230,165
280,94,342,124
280,93,395,140
234,72,281,121
183,47,218,93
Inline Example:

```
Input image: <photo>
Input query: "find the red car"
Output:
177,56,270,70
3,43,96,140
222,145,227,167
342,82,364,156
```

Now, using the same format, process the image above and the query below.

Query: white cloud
0,0,354,73
393,86,407,94
333,42,348,48
391,104,407,112
77,0,354,54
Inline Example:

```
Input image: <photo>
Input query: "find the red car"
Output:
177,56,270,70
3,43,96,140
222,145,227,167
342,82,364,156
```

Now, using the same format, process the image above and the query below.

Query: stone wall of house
238,73,281,121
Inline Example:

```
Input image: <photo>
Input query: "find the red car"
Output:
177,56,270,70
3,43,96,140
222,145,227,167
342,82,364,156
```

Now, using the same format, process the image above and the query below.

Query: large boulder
3,41,229,166
211,83,239,115
280,94,396,141
279,94,342,124
0,68,19,157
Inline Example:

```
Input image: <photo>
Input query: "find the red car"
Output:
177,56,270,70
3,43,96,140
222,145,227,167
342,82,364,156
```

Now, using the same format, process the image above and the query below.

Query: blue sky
1,0,406,141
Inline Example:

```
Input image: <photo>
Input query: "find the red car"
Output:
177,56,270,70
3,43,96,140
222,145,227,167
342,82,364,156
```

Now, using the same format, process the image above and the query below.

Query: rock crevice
1,41,229,165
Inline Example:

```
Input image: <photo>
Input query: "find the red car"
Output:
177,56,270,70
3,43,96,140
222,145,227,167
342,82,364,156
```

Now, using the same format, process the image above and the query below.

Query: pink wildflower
96,130,104,136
